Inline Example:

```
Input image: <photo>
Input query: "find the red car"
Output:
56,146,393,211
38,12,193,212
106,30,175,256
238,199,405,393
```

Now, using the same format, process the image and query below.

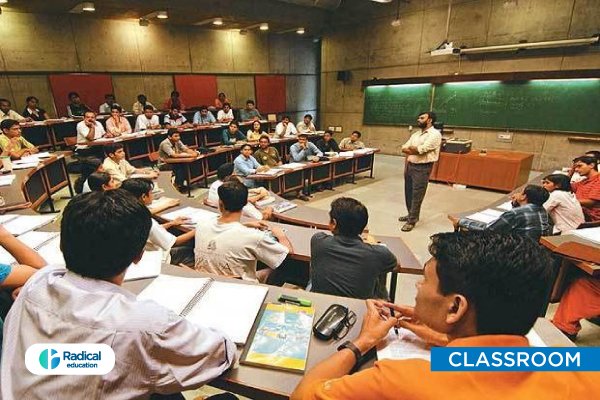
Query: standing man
399,112,442,232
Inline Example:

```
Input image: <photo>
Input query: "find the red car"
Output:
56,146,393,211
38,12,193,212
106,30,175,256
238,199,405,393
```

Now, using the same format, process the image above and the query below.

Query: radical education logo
26,344,115,375
39,349,61,370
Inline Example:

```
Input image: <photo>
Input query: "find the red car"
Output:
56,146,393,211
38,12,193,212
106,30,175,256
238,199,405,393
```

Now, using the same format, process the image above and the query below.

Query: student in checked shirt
1,190,236,399
292,232,600,400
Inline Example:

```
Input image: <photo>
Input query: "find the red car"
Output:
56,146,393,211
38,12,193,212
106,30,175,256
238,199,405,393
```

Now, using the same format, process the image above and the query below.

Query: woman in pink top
105,105,132,137
542,174,585,234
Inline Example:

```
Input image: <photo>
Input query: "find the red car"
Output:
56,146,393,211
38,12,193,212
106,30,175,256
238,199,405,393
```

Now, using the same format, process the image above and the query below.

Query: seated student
217,102,234,123
254,135,282,167
292,232,600,399
22,96,48,121
66,91,91,118
569,151,599,183
221,120,246,145
315,129,340,153
207,163,272,220
164,107,192,128
76,111,106,144
239,99,262,121
214,92,230,110
449,185,553,242
87,171,117,192
102,143,158,186
194,179,292,283
296,114,316,134
158,129,197,190
134,105,161,131
0,190,236,399
247,120,267,141
553,274,600,340
105,105,132,137
571,155,600,221
0,119,39,160
131,94,155,115
310,197,397,300
193,105,216,125
290,133,323,162
121,178,196,266
339,130,365,150
542,173,585,233
275,115,297,137
98,93,122,114
234,144,269,187
163,90,186,111
80,159,103,193
0,99,29,122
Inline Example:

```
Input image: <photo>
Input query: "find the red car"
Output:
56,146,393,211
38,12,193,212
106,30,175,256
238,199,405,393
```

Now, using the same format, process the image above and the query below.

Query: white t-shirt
76,121,105,143
194,216,288,282
543,190,585,233
217,109,234,121
207,180,263,220
275,122,297,136
148,219,177,252
135,114,160,131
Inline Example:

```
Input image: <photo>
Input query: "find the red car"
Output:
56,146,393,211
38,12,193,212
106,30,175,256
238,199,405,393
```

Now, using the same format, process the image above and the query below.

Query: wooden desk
430,150,534,192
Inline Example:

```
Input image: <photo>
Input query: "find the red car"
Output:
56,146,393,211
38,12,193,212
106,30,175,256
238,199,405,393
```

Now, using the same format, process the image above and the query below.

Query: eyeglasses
334,310,357,340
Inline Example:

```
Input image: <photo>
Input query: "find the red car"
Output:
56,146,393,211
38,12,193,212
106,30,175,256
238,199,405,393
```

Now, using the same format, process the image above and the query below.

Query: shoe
401,223,415,232
398,215,409,222
298,194,310,202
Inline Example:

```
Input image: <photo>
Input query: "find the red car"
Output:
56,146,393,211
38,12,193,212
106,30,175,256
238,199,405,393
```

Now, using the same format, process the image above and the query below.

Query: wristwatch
337,340,362,363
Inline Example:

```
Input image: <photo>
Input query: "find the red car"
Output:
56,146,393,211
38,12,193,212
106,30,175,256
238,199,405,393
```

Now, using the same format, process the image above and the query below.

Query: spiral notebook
137,274,269,344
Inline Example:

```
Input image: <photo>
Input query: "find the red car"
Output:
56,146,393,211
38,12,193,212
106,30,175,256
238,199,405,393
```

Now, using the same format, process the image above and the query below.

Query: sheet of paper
496,201,513,211
2,214,56,236
186,281,268,344
256,169,283,176
465,212,498,224
280,163,305,170
0,214,18,224
12,162,39,170
572,227,600,244
339,151,354,157
0,231,60,265
256,197,276,207
377,328,431,361
124,251,163,281
480,208,504,218
161,206,217,226
137,274,211,315
36,152,52,158
36,236,66,266
273,201,297,213
0,174,16,187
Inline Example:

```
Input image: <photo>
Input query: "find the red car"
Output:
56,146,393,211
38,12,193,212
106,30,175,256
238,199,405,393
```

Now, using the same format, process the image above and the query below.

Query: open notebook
137,274,269,344
0,214,57,236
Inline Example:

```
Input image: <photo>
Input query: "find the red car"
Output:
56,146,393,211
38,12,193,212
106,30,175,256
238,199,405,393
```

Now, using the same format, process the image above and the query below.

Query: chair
577,221,600,229
64,136,78,147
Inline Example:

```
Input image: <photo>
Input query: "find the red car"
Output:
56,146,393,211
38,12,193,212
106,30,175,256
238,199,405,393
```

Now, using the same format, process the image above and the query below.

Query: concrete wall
320,0,600,170
0,11,318,123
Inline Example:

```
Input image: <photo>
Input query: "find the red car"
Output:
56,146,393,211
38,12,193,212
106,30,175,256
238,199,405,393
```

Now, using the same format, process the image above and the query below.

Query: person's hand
148,170,159,179
105,132,114,138
85,121,94,128
447,215,459,229
310,156,320,163
270,226,286,238
353,299,398,354
380,302,449,347
361,233,377,244
408,145,419,154
257,165,269,173
171,216,190,226
11,286,23,300
262,206,273,220
24,117,33,123
244,220,269,230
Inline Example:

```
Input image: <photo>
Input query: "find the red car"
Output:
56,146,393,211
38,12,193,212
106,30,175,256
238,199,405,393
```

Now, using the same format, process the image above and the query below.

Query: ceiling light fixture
69,2,95,13
259,23,269,31
213,17,223,26
296,27,305,34
370,0,393,3
156,10,168,19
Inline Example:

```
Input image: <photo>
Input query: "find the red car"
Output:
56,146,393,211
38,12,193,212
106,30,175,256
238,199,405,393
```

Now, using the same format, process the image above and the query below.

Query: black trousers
404,162,433,223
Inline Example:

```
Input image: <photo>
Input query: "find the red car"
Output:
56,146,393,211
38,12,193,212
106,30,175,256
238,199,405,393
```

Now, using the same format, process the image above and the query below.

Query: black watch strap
337,340,362,363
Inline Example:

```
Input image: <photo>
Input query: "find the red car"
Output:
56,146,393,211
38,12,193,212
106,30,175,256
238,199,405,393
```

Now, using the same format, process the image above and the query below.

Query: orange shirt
297,335,600,400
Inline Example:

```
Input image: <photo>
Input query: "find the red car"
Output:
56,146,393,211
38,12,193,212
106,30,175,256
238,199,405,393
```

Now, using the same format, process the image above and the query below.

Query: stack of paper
572,227,600,244
465,209,504,224
273,201,297,213
161,206,218,226
1,214,56,236
0,231,59,265
12,162,39,170
280,163,305,170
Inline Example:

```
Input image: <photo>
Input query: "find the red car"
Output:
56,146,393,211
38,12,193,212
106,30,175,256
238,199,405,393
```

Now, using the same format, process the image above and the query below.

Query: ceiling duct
273,0,342,10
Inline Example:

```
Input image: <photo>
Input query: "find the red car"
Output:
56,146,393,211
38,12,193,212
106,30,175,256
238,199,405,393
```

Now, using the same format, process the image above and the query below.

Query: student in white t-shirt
194,180,292,283
542,173,585,234
121,178,195,265
207,163,273,220
134,105,161,131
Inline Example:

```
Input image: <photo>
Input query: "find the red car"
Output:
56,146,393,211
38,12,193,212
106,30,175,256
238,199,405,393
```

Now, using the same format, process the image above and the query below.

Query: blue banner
431,347,600,371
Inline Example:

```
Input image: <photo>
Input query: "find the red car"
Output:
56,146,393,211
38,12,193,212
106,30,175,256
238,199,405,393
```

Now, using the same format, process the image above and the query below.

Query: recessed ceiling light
213,18,223,26
81,2,95,12
370,0,392,3
296,27,305,35
259,23,269,31
156,10,168,19
0,0,8,4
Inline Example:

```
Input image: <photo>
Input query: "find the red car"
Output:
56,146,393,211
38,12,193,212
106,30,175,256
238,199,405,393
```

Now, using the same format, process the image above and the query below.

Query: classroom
0,0,599,399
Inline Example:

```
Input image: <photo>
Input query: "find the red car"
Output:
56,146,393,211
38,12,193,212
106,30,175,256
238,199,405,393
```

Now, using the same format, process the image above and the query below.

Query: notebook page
36,236,65,266
185,280,268,344
2,214,56,236
377,328,430,361
124,251,163,281
572,227,600,244
137,274,211,315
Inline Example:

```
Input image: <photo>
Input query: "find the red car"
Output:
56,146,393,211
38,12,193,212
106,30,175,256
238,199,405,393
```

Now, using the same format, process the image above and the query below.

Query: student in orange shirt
292,232,600,400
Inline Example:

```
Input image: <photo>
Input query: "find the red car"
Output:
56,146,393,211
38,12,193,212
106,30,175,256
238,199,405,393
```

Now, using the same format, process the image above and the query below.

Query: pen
389,307,400,336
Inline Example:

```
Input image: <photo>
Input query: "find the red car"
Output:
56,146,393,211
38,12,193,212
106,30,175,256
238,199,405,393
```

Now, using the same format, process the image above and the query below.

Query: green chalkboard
363,84,433,125
432,79,600,134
